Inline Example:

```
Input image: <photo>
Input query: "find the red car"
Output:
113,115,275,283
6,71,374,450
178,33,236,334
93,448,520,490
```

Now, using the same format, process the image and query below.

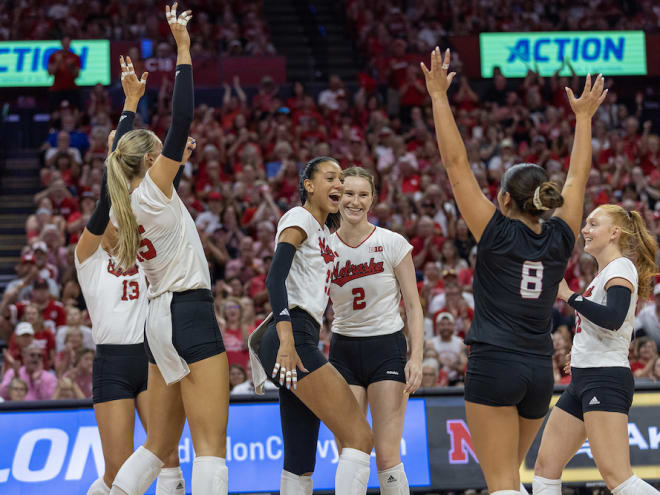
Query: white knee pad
335,448,371,495
377,463,409,495
191,456,228,495
532,475,562,495
281,469,313,495
111,446,163,495
520,482,529,495
87,477,111,495
613,475,660,494
156,466,185,495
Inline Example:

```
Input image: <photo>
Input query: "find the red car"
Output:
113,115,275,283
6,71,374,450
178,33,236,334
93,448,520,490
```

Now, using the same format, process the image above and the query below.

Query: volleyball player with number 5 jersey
76,56,184,495
422,47,607,494
329,167,424,495
533,204,660,495
106,5,229,495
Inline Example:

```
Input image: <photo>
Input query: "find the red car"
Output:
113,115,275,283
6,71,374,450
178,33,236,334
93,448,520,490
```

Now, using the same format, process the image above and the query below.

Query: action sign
0,40,110,87
480,31,646,78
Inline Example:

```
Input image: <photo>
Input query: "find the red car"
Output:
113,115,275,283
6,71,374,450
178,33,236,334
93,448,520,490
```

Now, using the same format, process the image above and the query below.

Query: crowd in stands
2,1,660,402
0,0,275,56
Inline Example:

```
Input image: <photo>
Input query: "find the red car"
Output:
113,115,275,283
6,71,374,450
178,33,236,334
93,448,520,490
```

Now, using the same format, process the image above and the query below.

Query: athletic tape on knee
156,466,185,495
192,456,228,495
87,477,111,495
377,463,409,495
532,475,562,495
281,470,313,495
112,446,163,495
613,475,660,494
335,448,370,495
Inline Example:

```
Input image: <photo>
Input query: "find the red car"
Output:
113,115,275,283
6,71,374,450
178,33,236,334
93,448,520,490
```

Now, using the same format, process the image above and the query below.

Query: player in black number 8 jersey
422,47,607,494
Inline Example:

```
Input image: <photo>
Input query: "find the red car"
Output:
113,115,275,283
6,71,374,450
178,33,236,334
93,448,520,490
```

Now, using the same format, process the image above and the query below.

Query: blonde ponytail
599,205,658,299
629,210,658,300
105,129,161,269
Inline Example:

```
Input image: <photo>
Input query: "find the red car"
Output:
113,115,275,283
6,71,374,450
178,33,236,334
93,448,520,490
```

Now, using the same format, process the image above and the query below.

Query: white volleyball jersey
131,170,210,298
276,207,336,326
329,226,412,337
571,257,638,368
75,245,147,345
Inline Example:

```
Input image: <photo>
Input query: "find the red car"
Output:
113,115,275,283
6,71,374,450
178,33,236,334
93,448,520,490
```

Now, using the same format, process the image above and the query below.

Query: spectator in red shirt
410,216,444,269
47,35,81,109
219,297,249,369
15,279,66,332
631,337,658,378
9,302,57,369
5,322,38,368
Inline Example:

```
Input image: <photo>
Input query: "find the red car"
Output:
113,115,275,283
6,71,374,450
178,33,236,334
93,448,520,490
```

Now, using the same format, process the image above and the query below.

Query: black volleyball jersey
465,209,575,356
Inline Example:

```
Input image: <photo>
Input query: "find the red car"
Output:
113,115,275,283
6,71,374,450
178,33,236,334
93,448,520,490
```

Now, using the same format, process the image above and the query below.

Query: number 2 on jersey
136,225,157,262
520,261,544,299
352,287,366,310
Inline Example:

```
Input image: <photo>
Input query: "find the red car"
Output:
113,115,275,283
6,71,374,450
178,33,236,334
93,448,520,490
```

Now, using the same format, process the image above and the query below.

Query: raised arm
422,48,495,242
553,74,607,238
149,3,194,197
75,56,149,264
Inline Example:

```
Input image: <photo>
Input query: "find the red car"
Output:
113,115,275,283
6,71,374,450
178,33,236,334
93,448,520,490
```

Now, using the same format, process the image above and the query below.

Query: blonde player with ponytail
107,4,230,495
534,205,659,495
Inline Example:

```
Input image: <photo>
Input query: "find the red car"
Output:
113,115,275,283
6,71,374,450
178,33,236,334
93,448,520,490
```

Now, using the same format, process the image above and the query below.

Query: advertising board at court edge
0,40,110,87
480,31,647,78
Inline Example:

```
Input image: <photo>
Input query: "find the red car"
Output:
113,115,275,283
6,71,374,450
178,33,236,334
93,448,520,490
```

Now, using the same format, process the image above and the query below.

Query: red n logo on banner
446,420,479,464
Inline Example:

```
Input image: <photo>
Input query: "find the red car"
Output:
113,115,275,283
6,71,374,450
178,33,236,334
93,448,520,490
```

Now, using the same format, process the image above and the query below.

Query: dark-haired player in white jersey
76,56,184,495
329,166,423,495
105,6,229,495
422,48,607,494
534,204,660,495
250,156,374,495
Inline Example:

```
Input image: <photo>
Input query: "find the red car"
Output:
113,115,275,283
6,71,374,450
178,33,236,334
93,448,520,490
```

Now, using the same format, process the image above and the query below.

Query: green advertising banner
0,40,110,87
480,31,647,78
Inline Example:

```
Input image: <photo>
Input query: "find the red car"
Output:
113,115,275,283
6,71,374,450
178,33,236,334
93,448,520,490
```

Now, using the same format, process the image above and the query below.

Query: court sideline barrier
0,385,659,494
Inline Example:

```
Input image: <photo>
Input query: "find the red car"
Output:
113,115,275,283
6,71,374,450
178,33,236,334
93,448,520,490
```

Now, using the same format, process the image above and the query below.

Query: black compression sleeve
112,111,135,151
266,242,297,323
86,169,111,235
173,165,184,189
567,285,632,331
162,64,193,162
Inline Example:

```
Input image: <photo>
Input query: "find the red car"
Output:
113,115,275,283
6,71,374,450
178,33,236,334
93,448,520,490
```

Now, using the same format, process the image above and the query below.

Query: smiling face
304,160,344,214
581,208,619,256
340,176,373,225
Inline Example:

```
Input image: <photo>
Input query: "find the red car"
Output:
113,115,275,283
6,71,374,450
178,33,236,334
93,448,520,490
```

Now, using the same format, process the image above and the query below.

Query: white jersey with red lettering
275,206,336,326
75,245,147,345
571,257,638,368
329,226,412,337
130,170,210,298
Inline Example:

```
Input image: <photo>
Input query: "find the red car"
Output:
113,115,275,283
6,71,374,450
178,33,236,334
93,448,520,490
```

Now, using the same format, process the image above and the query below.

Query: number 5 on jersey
520,261,544,299
137,225,157,262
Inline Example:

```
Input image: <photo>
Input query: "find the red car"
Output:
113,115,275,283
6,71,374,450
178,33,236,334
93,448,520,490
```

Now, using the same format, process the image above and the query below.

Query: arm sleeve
265,242,297,323
111,110,136,151
162,64,194,162
567,285,632,331
85,169,111,235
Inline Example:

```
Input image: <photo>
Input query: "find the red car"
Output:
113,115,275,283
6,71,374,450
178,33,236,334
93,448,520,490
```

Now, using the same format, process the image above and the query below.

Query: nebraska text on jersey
318,237,337,264
331,258,385,287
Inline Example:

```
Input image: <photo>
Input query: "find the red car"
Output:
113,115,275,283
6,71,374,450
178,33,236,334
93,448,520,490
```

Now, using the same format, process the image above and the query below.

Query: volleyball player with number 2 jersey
105,5,229,495
329,167,424,495
533,204,660,495
76,56,183,495
422,47,607,494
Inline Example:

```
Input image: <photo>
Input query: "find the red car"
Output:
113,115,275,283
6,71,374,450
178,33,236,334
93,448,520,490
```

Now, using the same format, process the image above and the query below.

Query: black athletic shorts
257,308,327,386
144,289,225,366
464,343,554,419
93,343,148,404
329,330,407,387
555,366,634,421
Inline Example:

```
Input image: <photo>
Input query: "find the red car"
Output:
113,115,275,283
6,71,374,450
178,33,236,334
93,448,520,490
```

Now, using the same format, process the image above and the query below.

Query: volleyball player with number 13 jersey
422,47,607,494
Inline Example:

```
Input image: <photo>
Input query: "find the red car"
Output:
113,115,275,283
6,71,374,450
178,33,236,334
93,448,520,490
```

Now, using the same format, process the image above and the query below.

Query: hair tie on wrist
532,186,550,211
